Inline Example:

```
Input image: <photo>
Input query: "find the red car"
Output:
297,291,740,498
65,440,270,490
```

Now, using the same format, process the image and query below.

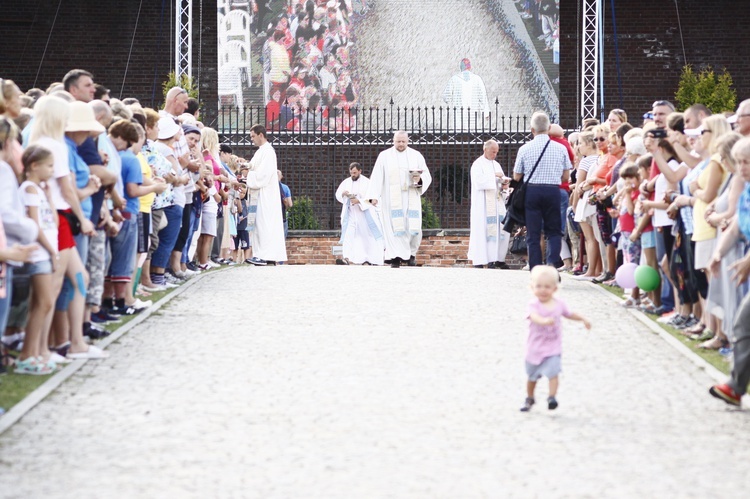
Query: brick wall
286,230,526,268
2,1,748,140
558,0,750,127
0,0,217,110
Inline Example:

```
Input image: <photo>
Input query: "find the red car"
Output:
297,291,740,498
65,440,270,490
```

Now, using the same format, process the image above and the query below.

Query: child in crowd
234,183,251,263
16,145,59,374
521,265,591,412
615,163,642,307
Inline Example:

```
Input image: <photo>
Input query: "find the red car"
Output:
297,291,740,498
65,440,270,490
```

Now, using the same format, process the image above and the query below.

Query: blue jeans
181,204,202,264
525,184,563,270
0,266,14,332
655,227,675,312
545,188,568,267
108,216,138,280
152,205,183,269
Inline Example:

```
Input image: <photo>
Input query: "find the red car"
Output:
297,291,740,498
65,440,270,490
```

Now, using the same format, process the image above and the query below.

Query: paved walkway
1,266,748,498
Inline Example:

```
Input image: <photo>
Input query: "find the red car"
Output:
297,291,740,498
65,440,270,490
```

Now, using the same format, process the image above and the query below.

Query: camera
650,128,668,139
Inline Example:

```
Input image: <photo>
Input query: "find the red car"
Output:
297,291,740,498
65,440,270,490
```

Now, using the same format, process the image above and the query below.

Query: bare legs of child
521,376,559,412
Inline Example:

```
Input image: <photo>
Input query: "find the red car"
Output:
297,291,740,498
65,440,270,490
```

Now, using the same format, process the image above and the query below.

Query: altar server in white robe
366,131,432,267
468,140,511,268
335,162,384,265
245,124,287,264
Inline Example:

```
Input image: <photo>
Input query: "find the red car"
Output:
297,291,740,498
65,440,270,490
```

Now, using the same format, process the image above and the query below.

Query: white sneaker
141,283,166,292
183,269,197,277
207,260,220,269
164,282,179,289
131,298,153,310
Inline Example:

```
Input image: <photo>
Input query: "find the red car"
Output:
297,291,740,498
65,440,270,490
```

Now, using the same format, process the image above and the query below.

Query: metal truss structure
580,0,600,121
175,0,193,79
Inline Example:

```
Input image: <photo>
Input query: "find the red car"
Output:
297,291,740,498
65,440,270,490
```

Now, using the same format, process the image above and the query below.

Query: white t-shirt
653,159,681,227
33,136,71,210
19,181,58,262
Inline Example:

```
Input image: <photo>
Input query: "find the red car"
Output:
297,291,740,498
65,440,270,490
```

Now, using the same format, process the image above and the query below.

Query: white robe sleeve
335,178,349,204
245,147,277,189
471,159,496,191
365,153,386,201
412,151,431,195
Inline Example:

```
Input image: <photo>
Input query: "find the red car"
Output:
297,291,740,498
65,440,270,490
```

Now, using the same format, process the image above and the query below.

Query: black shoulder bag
504,138,551,230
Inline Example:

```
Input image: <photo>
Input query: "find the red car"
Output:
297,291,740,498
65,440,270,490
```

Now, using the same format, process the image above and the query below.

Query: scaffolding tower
175,0,193,79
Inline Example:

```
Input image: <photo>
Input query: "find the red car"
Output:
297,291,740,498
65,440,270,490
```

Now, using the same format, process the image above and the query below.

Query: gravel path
0,266,748,498
352,0,556,117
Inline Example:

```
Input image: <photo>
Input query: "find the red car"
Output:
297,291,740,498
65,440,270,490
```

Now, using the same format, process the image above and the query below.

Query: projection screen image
217,0,560,128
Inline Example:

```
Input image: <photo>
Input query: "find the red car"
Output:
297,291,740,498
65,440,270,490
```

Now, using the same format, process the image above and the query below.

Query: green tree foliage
288,196,321,230
162,72,199,104
674,65,737,113
421,197,441,229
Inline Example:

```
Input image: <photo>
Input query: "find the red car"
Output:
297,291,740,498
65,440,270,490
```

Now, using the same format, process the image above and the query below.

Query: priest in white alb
366,131,432,268
335,162,384,265
245,124,287,265
442,58,490,129
468,140,511,268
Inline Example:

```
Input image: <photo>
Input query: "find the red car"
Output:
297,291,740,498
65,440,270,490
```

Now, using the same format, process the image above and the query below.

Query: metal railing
209,104,559,230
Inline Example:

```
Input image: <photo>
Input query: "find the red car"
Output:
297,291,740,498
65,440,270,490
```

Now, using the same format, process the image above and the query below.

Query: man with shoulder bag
512,112,572,269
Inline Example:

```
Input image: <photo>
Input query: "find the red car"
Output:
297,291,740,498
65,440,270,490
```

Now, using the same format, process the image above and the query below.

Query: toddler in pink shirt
521,265,591,412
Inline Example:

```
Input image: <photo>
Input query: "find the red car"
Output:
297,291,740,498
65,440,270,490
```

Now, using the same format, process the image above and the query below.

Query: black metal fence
209,104,559,230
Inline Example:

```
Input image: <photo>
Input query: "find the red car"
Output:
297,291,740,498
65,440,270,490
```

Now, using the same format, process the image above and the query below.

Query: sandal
698,335,728,350
691,329,715,342
685,322,706,335
14,357,53,376
621,297,640,308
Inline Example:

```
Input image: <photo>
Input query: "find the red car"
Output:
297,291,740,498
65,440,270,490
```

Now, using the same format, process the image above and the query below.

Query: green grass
599,283,730,374
0,269,213,414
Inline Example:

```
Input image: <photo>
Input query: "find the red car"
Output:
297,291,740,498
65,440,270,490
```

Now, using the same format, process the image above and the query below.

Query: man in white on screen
335,162,384,266
442,58,490,127
468,140,511,269
366,131,432,268
245,124,287,265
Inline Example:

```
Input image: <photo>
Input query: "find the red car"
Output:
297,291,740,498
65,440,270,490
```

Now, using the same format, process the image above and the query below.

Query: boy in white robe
245,125,287,265
336,162,384,265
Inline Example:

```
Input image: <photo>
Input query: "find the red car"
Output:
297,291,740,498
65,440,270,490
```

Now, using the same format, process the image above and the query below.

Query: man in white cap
366,131,432,268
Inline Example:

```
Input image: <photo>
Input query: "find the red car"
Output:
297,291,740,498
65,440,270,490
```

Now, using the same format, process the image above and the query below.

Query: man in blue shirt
279,170,293,238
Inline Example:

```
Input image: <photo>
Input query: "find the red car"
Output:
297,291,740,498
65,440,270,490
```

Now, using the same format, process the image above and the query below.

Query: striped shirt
514,134,572,185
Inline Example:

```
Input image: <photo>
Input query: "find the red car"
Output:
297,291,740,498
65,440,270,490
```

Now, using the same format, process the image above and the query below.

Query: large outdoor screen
217,0,560,127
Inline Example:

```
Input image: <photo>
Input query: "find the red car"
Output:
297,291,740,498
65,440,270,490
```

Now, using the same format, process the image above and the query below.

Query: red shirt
550,136,574,191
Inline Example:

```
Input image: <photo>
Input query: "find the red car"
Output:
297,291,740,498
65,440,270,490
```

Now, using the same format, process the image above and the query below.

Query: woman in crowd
704,133,744,342
147,117,186,288
1,79,24,120
689,115,732,348
29,97,105,360
606,108,628,133
0,118,39,339
197,127,223,270
573,131,602,280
